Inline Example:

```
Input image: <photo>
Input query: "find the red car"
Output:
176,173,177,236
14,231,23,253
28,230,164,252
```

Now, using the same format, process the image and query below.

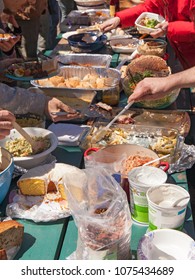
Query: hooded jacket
116,0,195,69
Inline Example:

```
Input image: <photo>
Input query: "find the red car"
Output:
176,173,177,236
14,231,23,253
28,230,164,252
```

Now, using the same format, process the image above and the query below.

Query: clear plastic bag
63,167,132,260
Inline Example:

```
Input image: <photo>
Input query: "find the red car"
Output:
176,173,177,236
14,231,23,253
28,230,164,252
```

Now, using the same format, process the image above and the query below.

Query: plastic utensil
143,154,170,166
91,101,134,143
171,196,190,207
12,121,45,154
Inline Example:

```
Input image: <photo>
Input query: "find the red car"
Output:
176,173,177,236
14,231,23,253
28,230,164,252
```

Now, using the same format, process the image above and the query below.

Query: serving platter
5,59,58,81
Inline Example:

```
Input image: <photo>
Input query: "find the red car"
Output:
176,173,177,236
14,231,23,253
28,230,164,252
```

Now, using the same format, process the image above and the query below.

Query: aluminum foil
168,142,195,174
57,53,112,68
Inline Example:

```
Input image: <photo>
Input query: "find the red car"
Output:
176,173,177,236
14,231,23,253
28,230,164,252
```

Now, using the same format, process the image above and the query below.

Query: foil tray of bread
80,123,183,163
57,53,112,68
31,66,121,92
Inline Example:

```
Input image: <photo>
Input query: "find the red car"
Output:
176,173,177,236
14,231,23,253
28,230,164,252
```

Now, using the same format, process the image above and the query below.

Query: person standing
13,0,49,58
100,0,195,70
57,0,75,23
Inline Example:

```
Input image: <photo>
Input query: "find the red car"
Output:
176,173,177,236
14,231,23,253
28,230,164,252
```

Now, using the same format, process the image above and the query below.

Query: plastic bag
63,167,132,260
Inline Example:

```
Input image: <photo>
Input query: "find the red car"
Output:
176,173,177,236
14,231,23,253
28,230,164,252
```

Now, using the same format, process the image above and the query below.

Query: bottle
109,0,120,17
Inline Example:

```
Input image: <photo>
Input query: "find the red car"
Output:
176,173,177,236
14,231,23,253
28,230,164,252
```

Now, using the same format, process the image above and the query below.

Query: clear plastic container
102,82,120,105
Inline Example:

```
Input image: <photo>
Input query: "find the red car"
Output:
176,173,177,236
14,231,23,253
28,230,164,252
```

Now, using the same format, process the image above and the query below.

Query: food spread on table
1,6,194,262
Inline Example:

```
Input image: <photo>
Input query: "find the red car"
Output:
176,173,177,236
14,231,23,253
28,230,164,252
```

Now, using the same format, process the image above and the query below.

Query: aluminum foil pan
31,66,121,92
80,123,182,163
67,9,110,25
57,53,112,68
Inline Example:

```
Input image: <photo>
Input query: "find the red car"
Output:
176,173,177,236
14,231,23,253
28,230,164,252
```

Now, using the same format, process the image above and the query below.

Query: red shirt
116,0,195,69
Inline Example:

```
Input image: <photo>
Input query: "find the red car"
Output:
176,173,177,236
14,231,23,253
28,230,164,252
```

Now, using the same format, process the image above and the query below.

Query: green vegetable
145,19,159,28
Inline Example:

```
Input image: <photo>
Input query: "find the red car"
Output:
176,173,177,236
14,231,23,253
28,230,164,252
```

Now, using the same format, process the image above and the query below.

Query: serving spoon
171,196,190,207
12,121,45,154
91,101,134,143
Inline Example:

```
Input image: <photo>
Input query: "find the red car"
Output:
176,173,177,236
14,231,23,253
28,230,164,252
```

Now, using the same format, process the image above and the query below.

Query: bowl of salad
135,12,165,34
0,127,58,169
121,55,180,109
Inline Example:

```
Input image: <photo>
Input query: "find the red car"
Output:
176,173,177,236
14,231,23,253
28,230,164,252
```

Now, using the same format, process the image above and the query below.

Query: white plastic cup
128,166,167,224
146,183,190,231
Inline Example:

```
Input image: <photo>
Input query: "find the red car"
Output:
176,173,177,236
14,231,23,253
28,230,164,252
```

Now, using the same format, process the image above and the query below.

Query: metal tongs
91,101,134,143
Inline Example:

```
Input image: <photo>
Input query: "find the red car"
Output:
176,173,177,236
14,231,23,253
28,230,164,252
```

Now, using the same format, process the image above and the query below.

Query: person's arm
115,0,160,28
0,109,15,139
128,67,195,102
0,83,79,122
167,21,195,42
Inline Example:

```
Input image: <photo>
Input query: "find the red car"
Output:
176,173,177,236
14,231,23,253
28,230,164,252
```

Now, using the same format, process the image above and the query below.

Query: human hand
150,21,168,38
128,76,171,102
0,36,20,53
100,17,121,32
0,110,15,139
0,57,23,72
1,13,20,28
45,97,81,122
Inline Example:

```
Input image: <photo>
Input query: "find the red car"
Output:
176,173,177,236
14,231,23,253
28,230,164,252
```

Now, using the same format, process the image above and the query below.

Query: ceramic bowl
0,127,58,169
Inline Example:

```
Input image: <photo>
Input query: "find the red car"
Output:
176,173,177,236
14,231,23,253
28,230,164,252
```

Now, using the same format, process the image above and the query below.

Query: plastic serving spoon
91,101,134,144
171,196,190,207
12,121,45,154
143,154,170,166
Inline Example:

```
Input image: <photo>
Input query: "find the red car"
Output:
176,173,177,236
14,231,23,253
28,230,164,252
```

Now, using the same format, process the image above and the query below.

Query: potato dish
5,136,50,157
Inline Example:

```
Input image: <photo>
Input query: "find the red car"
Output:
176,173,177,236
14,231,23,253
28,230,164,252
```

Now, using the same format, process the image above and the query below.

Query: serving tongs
91,101,134,143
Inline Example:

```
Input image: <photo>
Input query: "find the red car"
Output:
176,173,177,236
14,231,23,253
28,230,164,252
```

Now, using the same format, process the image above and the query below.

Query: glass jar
102,83,120,106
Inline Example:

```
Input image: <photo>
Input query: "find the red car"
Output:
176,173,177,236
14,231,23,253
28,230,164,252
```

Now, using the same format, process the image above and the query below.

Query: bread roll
126,55,170,76
0,220,24,251
0,249,7,260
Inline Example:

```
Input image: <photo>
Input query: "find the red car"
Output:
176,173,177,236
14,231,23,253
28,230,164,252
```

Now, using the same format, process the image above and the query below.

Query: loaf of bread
0,220,24,251
0,249,7,260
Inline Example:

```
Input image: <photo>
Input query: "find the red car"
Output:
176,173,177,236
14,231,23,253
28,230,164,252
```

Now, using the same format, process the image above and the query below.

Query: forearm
165,67,195,90
0,83,46,115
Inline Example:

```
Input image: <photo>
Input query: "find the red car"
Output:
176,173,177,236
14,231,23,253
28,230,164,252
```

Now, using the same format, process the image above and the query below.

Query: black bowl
68,32,107,53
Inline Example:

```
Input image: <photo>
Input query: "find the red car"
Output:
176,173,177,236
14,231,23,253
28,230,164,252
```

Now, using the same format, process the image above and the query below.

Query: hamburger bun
126,55,170,76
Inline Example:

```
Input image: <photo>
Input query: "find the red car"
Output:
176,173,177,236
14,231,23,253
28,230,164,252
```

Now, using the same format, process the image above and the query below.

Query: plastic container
128,166,167,224
102,80,120,105
135,12,165,34
137,38,167,57
146,183,190,231
137,229,195,260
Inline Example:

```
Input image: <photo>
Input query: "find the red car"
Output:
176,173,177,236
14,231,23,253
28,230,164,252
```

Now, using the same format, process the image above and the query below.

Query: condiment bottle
109,0,120,17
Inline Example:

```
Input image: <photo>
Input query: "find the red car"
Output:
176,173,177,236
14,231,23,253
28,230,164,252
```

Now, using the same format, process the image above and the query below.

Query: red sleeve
115,0,162,28
168,21,195,42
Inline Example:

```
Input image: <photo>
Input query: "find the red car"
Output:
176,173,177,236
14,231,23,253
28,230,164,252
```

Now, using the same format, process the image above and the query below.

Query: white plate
62,31,78,40
110,37,139,54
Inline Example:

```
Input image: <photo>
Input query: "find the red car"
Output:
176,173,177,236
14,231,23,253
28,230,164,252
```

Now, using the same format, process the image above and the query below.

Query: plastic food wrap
63,167,132,260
